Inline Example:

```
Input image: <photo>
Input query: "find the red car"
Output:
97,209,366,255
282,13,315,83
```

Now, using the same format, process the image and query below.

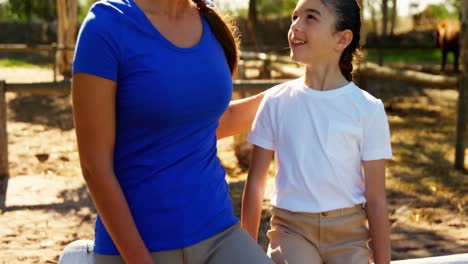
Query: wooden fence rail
0,43,75,82
0,81,8,210
0,58,466,208
0,79,288,209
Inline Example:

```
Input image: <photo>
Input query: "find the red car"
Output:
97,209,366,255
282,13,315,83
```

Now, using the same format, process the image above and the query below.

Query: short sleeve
72,8,120,81
248,95,275,151
362,100,392,160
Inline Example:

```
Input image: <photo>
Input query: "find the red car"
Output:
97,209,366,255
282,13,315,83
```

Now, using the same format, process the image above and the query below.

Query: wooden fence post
0,80,8,210
455,1,468,170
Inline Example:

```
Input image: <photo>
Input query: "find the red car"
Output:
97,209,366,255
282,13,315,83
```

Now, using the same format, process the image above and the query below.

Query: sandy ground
0,67,467,263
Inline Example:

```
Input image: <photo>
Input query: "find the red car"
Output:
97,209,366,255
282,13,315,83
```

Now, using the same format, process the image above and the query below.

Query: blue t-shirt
73,0,237,255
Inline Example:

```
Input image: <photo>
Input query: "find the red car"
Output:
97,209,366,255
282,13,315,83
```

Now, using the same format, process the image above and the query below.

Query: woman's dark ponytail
193,0,240,76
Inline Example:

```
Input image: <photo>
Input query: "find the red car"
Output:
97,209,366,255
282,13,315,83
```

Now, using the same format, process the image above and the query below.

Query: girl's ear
334,29,353,52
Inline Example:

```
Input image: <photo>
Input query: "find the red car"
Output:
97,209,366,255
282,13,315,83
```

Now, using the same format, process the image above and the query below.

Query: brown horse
435,19,460,72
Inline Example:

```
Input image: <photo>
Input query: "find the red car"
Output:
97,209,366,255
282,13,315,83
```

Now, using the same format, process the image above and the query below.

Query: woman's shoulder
87,0,133,21
80,0,135,38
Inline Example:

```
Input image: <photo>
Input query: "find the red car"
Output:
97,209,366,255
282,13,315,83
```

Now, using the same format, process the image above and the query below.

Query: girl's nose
290,18,301,32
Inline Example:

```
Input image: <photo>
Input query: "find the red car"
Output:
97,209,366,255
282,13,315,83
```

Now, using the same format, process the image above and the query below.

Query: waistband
272,204,366,218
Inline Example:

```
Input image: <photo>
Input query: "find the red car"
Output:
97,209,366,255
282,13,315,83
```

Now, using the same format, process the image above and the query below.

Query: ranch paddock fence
0,43,75,82
0,78,287,211
0,52,465,210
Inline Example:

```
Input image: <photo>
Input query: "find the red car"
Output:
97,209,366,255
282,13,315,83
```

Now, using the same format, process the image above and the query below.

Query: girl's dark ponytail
193,0,240,76
321,0,361,81
339,48,354,82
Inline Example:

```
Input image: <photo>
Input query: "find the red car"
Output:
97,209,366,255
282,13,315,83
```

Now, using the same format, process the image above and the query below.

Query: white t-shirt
248,78,392,213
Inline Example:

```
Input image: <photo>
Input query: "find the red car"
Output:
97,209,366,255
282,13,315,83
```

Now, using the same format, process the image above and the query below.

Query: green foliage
429,4,458,21
7,0,56,22
78,0,95,22
448,0,461,18
0,2,15,21
366,48,453,64
233,0,297,18
0,52,51,67
257,0,296,17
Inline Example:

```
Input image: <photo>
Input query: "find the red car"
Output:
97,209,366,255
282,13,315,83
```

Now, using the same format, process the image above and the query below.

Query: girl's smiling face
288,0,350,66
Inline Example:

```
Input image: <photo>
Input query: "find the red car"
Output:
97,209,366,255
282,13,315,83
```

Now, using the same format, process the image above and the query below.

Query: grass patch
0,58,43,67
365,48,454,65
0,52,52,68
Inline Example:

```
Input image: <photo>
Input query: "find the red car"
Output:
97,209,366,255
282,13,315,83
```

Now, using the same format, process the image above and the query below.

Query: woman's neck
303,63,349,91
134,0,191,19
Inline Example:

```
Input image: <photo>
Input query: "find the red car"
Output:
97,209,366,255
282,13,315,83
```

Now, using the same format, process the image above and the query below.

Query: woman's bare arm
73,73,154,264
217,92,264,139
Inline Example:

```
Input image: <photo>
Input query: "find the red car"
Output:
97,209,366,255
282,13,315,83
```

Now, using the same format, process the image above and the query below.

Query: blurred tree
245,0,296,50
0,2,15,21
366,0,378,34
409,1,419,16
455,0,467,170
429,3,458,21
257,0,296,17
248,0,258,50
450,0,461,17
381,0,388,37
5,0,94,23
378,0,388,65
390,0,397,35
56,0,77,77
7,0,56,22
428,4,458,21
78,0,95,22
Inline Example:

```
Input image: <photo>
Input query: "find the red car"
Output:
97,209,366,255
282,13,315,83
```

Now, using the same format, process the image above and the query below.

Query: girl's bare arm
363,159,391,264
241,145,273,241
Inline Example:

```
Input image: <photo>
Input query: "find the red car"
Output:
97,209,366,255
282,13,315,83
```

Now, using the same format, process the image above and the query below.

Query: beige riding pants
95,223,273,264
267,205,372,264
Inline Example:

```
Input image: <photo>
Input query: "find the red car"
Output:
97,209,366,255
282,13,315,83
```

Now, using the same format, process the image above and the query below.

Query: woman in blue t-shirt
68,0,273,263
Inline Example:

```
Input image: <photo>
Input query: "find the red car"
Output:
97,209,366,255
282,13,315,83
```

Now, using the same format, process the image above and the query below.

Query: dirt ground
0,66,467,263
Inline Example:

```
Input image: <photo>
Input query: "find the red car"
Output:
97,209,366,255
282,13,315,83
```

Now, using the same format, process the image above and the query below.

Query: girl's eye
292,15,298,21
307,15,316,20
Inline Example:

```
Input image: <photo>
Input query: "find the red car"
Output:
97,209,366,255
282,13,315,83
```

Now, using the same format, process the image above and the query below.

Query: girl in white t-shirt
241,0,392,263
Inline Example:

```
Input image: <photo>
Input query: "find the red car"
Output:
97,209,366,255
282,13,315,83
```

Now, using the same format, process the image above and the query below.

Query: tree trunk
390,0,397,35
357,0,364,19
381,0,388,36
248,0,259,51
367,1,378,34
358,0,366,48
378,0,389,66
455,0,468,170
56,0,78,79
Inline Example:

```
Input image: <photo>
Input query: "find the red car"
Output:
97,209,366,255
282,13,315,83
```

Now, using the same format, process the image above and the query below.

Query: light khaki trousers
267,205,371,264
95,223,273,264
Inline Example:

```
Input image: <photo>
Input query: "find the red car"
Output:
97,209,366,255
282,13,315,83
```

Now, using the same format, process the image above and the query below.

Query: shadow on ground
8,94,74,130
